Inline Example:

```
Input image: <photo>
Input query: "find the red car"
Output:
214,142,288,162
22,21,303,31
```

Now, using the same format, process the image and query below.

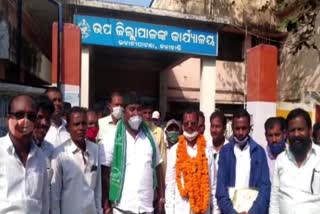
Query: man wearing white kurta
270,108,320,214
100,93,165,214
165,111,215,214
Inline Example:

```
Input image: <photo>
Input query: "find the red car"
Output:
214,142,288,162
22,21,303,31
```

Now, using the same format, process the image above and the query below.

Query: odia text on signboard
74,15,218,56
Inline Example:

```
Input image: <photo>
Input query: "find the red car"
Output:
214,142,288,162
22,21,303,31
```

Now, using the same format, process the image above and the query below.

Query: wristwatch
159,198,166,204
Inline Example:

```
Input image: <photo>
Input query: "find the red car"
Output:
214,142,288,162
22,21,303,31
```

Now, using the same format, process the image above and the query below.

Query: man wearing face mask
164,119,181,150
100,92,165,214
0,95,49,213
165,110,215,214
87,109,99,143
163,119,181,174
216,109,270,214
270,108,320,214
98,91,124,140
264,117,287,178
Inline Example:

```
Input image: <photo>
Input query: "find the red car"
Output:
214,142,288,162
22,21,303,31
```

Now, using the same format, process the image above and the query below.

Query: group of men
0,88,319,214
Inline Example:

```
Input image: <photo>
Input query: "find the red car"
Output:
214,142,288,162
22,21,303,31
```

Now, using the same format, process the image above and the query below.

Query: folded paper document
228,188,258,212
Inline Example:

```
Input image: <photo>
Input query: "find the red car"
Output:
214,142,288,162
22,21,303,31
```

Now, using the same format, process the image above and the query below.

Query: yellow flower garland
176,134,210,214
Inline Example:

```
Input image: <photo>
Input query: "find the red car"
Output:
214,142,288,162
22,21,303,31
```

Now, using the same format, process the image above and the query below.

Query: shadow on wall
217,60,245,103
165,57,200,103
278,10,320,102
165,57,246,104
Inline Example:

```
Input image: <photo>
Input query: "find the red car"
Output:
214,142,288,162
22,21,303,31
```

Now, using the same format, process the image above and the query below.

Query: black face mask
289,136,312,163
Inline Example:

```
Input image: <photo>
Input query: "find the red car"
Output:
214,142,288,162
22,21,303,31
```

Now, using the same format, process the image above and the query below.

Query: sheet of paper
228,188,259,212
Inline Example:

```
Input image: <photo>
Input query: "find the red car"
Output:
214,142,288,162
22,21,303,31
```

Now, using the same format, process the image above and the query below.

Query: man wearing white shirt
98,91,124,139
208,110,229,170
33,95,55,169
270,108,320,214
44,87,70,147
0,95,49,214
100,93,165,214
165,110,215,214
264,117,287,178
207,110,228,214
51,107,102,214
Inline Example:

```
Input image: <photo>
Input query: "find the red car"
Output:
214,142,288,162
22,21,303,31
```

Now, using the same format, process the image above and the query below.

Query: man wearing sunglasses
0,95,49,213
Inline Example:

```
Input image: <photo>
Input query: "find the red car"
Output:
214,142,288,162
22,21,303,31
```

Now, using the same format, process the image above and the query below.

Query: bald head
8,95,36,115
7,95,37,142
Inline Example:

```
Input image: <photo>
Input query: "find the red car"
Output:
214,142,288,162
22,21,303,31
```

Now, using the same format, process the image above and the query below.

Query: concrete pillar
52,23,81,107
81,47,90,108
200,57,216,141
159,70,168,121
246,45,278,148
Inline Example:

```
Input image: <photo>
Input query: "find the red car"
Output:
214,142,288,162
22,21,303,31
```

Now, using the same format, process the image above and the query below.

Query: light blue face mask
268,139,286,157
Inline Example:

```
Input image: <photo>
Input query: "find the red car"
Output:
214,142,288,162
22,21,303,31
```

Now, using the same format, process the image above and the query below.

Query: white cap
152,111,160,120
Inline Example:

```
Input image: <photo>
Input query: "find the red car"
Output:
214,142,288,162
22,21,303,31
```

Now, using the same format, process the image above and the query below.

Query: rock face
278,6,320,102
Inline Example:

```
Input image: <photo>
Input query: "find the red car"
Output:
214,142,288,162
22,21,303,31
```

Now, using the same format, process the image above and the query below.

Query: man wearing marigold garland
216,109,271,214
165,110,215,214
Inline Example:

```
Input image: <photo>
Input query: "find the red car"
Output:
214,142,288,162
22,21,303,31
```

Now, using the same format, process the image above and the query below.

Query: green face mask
167,131,179,143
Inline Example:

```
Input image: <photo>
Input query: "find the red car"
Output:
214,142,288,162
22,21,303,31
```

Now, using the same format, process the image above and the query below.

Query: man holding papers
216,109,271,214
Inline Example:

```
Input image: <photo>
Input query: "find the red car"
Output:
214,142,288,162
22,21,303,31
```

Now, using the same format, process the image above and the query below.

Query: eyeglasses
183,121,197,127
8,111,37,122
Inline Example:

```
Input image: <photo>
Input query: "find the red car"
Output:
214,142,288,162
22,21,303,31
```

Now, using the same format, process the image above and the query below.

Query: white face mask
234,136,249,147
128,115,143,131
183,130,199,142
111,106,124,119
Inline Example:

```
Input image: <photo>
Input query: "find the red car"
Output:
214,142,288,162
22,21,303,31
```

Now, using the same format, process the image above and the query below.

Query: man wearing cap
100,93,165,214
163,119,181,173
152,111,161,127
164,119,181,150
141,104,167,173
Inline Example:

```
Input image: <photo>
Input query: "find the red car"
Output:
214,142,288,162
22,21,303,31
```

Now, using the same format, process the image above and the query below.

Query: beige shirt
148,122,167,174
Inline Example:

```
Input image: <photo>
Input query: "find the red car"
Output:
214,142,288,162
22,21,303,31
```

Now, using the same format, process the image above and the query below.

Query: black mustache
37,125,50,130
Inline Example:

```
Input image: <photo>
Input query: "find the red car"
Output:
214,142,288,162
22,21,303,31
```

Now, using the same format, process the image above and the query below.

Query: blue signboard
74,15,218,56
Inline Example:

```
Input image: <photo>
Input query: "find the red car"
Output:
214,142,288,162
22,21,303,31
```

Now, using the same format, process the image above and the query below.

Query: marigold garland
176,134,210,214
